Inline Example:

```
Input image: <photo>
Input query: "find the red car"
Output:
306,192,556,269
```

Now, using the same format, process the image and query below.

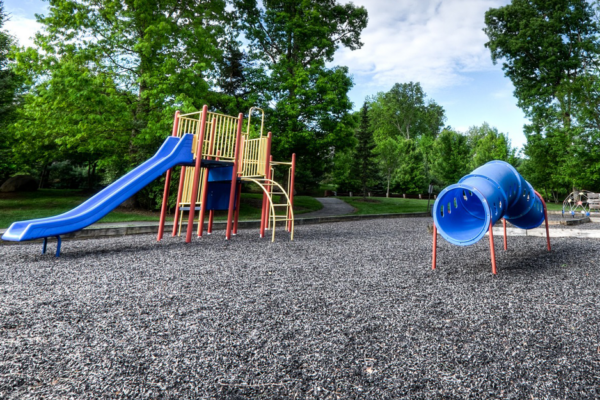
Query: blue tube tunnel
432,161,546,246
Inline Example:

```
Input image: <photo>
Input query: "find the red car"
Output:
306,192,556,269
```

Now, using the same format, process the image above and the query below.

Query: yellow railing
240,137,268,177
204,112,241,161
177,110,243,162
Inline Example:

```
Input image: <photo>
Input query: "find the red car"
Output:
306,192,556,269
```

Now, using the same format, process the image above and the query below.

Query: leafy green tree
394,138,426,194
484,0,600,193
466,123,517,169
11,0,228,192
11,57,133,187
373,137,401,197
430,129,471,186
485,0,597,126
368,82,445,190
0,0,23,182
520,126,570,202
351,102,377,198
212,37,259,116
331,147,360,193
368,82,445,141
234,0,368,190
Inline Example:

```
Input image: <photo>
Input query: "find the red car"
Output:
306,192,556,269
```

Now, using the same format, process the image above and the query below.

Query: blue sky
3,0,528,149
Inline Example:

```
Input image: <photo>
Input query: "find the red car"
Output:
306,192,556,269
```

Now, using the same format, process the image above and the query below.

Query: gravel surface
1,218,599,399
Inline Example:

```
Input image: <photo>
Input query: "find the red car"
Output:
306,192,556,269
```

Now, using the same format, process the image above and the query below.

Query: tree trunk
386,171,391,198
38,164,47,189
87,161,92,189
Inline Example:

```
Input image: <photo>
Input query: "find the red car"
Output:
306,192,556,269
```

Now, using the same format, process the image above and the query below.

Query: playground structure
1,106,296,256
431,160,551,274
157,106,296,243
562,190,600,217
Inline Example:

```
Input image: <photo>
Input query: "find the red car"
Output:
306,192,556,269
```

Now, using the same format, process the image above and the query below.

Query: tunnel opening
435,186,490,246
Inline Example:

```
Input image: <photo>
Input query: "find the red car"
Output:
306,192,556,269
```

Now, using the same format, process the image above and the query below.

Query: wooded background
0,0,598,206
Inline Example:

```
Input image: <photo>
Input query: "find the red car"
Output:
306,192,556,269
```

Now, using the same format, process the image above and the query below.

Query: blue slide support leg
56,236,61,257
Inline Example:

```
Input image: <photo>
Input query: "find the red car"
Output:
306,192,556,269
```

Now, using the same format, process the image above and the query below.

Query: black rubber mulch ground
1,218,599,399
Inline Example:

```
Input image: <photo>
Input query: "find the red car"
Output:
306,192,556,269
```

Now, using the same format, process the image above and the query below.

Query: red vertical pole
502,218,507,250
198,118,217,237
260,132,272,238
233,182,242,234
287,153,296,232
226,113,244,240
157,110,180,241
197,170,209,237
489,218,497,275
185,105,208,243
535,191,551,251
432,223,437,270
171,166,186,236
207,211,214,234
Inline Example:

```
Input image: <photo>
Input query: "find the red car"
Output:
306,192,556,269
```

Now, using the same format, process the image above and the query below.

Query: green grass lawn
339,196,565,215
339,196,432,214
545,202,563,211
0,189,565,229
0,189,322,229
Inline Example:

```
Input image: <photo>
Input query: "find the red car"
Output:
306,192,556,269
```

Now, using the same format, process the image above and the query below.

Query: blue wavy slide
1,134,195,255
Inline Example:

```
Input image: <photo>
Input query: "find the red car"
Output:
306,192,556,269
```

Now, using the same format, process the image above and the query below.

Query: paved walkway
299,197,355,218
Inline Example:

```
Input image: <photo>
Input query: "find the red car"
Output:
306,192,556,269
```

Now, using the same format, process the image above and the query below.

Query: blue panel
208,166,234,183
2,134,196,242
206,182,236,211
433,160,545,246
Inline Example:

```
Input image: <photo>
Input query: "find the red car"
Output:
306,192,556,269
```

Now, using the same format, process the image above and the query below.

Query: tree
520,126,570,201
212,37,259,116
430,129,471,186
373,137,401,197
234,0,368,189
351,102,377,198
0,0,23,182
368,82,445,190
10,56,133,187
466,123,517,169
12,0,228,183
331,147,359,193
395,138,426,194
484,0,600,192
368,82,445,142
485,0,597,125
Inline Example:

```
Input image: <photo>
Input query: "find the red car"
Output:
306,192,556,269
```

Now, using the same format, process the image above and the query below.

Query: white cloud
333,0,510,92
4,15,42,48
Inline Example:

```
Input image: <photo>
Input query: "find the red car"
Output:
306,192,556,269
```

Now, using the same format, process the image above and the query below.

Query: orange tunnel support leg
489,219,497,275
432,224,437,270
503,218,507,251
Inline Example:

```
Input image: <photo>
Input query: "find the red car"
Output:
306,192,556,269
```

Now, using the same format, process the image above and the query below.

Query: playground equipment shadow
1,218,599,398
